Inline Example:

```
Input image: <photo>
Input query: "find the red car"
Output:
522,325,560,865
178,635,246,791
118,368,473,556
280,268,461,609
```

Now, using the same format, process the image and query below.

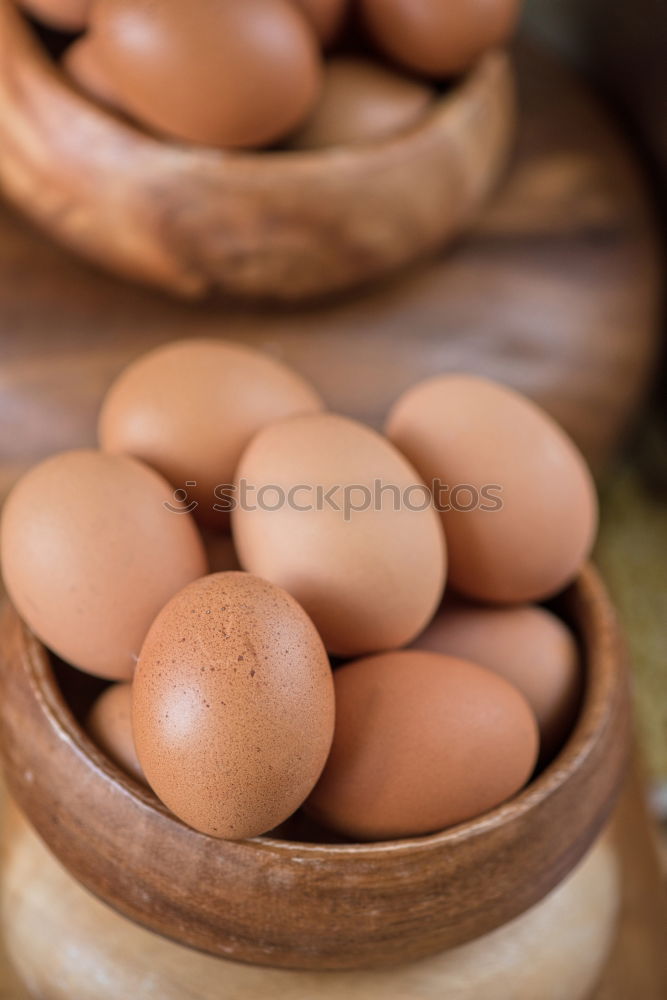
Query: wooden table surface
0,42,662,497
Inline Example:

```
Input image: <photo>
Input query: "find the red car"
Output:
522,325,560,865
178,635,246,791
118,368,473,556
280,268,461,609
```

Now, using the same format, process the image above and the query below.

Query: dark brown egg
133,573,335,840
19,0,90,31
290,0,348,45
361,0,522,78
307,650,538,840
290,56,434,149
89,0,323,149
86,683,145,784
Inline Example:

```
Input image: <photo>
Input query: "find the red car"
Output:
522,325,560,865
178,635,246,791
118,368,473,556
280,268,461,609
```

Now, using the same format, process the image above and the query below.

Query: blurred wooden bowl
0,0,516,302
0,565,630,971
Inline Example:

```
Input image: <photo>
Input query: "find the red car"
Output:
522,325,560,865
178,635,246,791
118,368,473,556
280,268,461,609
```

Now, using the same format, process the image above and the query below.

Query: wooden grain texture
0,567,631,971
0,802,623,1000
0,42,661,500
0,759,663,998
593,753,667,999
0,1,517,302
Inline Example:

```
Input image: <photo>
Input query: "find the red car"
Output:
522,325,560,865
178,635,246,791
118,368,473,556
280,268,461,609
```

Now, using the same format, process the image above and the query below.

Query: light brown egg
0,450,207,680
89,0,323,148
290,0,348,45
232,413,446,657
86,683,145,784
307,650,539,840
412,602,582,761
386,375,598,604
290,56,434,149
361,0,522,78
98,339,324,528
64,37,123,110
132,572,335,840
19,0,90,31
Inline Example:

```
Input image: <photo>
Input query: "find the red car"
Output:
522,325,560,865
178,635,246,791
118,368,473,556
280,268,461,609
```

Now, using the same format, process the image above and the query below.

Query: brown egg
133,572,335,840
0,450,207,680
98,339,324,527
64,37,123,110
361,0,522,78
19,0,90,31
290,56,434,149
290,0,348,45
386,375,598,604
307,650,539,840
232,413,446,657
412,602,582,760
89,0,323,148
86,683,145,784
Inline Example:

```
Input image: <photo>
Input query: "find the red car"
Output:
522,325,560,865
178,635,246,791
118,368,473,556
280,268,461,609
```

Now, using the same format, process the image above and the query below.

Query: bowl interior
52,591,586,849
0,565,630,969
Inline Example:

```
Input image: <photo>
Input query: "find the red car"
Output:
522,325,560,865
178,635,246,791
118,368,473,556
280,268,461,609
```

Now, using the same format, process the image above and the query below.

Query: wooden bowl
0,0,516,302
0,565,630,971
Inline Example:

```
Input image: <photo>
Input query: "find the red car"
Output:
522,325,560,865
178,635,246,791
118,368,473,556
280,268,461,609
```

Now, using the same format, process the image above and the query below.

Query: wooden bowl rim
1,0,517,302
5,1,509,172
13,562,621,856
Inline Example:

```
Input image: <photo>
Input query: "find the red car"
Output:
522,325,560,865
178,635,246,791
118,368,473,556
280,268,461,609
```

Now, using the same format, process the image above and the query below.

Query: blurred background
526,0,667,828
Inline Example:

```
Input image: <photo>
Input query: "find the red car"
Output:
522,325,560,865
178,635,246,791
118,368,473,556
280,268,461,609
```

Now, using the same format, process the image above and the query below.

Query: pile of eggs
0,339,597,842
18,0,523,149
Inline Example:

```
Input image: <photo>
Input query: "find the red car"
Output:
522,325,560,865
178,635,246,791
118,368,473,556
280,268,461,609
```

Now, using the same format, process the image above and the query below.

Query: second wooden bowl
0,565,630,971
0,0,516,302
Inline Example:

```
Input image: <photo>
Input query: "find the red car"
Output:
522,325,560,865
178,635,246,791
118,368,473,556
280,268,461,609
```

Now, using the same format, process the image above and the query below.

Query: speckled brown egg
88,0,323,148
99,339,324,527
232,413,446,657
19,0,91,31
65,37,123,110
361,0,522,78
412,602,582,761
307,650,539,840
132,572,335,840
290,0,348,45
386,375,598,604
290,56,434,149
0,450,207,680
86,683,145,784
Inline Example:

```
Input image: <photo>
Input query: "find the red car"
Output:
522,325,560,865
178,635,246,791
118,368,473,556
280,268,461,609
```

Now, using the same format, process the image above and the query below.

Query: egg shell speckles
232,413,446,657
132,572,335,840
307,650,539,841
0,450,207,680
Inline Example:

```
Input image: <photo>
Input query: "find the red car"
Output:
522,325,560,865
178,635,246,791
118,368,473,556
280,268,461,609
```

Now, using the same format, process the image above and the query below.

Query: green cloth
596,445,667,789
